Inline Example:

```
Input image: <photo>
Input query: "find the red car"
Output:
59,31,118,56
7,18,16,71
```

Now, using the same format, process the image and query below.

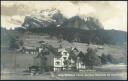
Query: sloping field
23,34,127,58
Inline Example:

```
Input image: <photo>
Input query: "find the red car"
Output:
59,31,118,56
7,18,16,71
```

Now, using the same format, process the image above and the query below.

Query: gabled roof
72,47,79,52
58,48,68,52
77,51,85,57
38,40,45,44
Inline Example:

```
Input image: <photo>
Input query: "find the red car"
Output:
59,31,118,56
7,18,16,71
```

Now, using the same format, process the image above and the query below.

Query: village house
22,46,38,55
76,51,86,70
54,48,70,71
53,47,86,71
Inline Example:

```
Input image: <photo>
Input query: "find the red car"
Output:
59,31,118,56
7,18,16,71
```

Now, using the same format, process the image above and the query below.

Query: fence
53,66,86,72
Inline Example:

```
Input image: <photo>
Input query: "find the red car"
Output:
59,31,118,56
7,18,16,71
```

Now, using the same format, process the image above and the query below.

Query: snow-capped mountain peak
22,8,66,28
22,8,103,30
31,8,60,22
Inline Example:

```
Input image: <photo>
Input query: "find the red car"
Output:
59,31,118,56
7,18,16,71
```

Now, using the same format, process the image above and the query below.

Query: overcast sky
1,1,127,31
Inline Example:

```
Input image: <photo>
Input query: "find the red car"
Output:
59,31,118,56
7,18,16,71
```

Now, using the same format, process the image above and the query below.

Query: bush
9,38,19,50
101,53,108,64
84,48,101,69
107,54,118,64
101,53,119,64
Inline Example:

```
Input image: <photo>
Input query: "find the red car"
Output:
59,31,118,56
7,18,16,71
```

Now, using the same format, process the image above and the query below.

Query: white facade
54,48,70,71
53,47,86,71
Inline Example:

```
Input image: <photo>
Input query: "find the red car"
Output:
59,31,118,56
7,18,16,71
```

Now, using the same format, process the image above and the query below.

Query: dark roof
38,40,45,43
77,51,85,57
73,47,79,51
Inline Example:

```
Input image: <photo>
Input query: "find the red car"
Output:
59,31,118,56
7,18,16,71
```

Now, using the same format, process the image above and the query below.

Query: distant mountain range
22,8,103,30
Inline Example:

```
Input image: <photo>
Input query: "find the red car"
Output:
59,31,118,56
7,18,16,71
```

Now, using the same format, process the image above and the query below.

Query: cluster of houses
20,41,103,72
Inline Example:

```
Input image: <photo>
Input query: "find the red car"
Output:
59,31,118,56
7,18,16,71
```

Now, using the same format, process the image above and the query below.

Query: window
58,52,61,54
63,52,67,55
63,57,67,60
56,61,60,65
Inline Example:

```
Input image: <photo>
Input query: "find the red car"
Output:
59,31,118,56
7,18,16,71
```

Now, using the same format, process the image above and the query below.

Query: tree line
24,27,126,45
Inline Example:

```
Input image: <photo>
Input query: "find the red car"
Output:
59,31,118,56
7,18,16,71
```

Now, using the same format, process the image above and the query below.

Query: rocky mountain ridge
22,8,103,30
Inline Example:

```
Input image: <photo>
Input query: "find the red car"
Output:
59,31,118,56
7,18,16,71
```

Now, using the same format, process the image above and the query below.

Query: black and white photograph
1,1,127,80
